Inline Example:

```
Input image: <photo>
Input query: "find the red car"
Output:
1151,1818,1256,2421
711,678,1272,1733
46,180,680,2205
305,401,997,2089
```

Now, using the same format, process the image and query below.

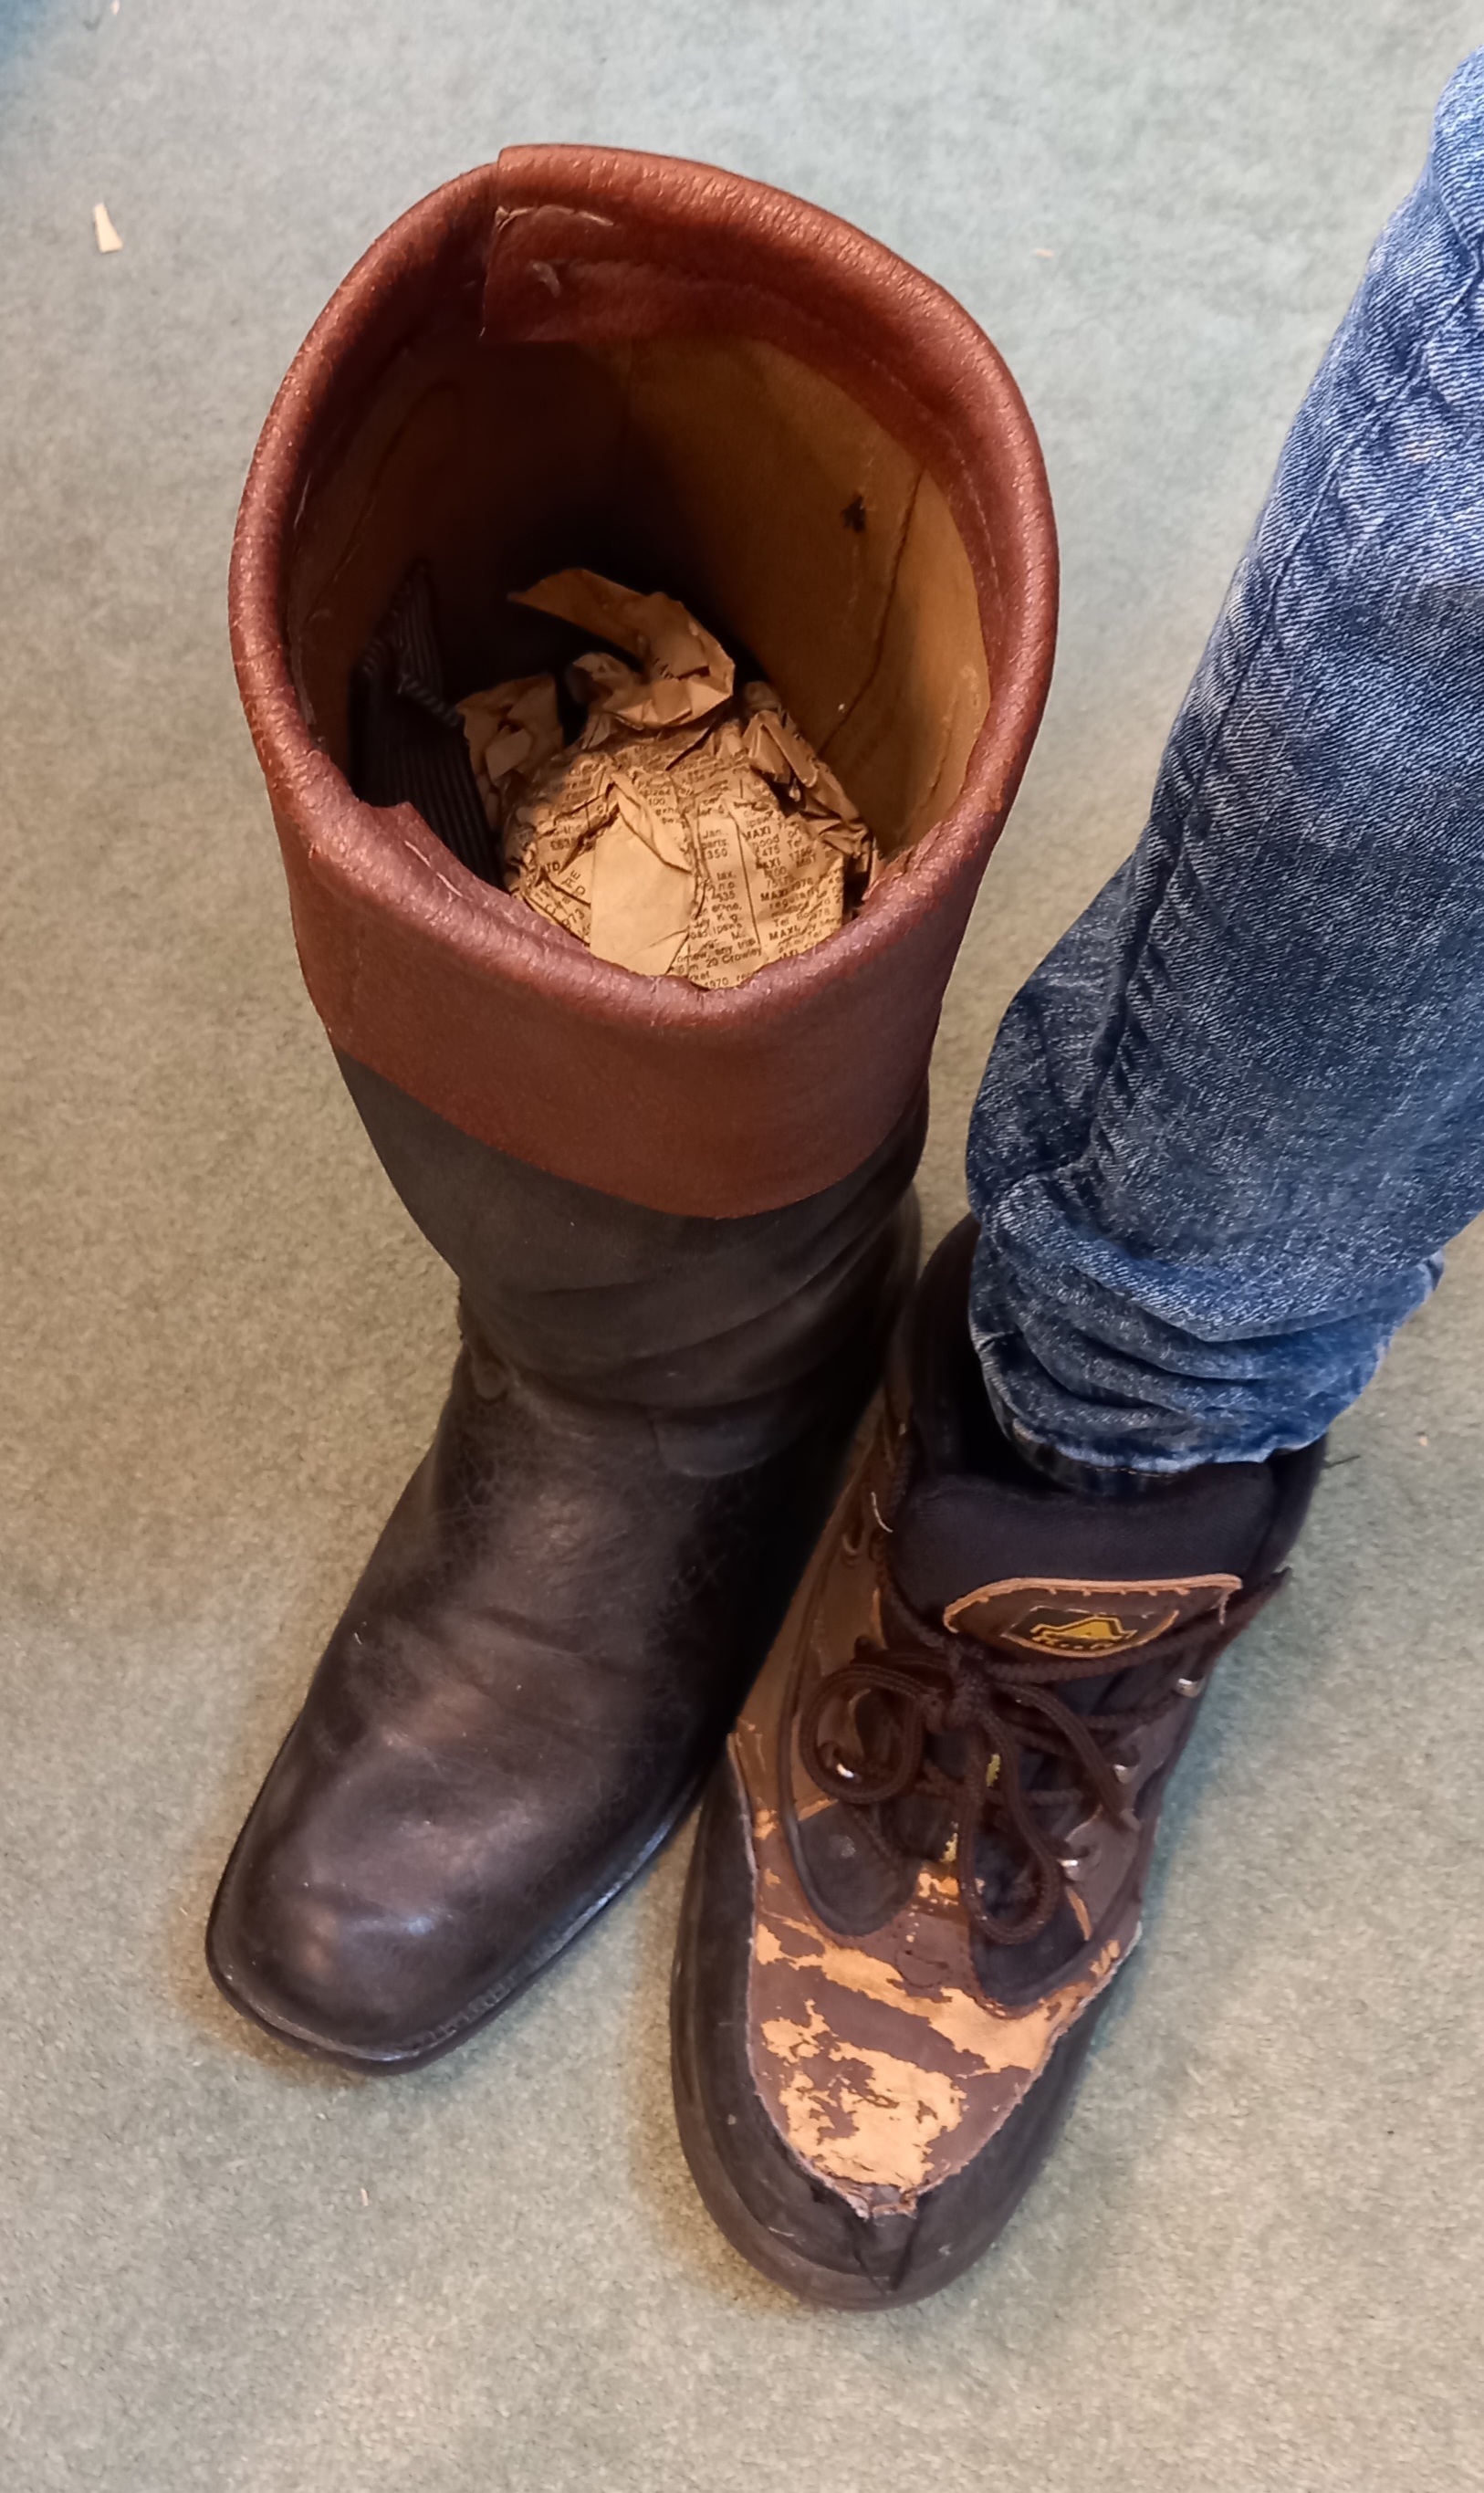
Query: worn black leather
206,1068,923,2070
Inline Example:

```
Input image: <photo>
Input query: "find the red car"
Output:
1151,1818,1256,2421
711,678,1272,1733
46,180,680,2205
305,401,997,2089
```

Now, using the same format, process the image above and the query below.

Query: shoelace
799,1572,1279,1946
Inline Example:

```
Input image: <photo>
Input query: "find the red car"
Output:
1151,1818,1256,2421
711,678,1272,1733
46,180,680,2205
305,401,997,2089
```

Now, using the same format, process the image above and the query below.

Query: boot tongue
885,1441,1267,1964
940,1572,1238,1656
882,1436,1268,1868
880,1220,1282,1974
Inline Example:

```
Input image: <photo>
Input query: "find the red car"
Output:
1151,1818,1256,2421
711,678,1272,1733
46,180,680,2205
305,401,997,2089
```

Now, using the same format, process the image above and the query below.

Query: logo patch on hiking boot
942,1576,1241,1655
1026,1611,1144,1654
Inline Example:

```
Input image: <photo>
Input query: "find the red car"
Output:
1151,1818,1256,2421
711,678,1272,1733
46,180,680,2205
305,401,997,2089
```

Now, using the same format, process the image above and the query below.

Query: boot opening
284,324,991,862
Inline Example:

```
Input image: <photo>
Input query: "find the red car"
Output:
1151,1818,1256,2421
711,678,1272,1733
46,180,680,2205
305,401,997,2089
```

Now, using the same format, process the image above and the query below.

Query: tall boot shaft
338,1052,925,1421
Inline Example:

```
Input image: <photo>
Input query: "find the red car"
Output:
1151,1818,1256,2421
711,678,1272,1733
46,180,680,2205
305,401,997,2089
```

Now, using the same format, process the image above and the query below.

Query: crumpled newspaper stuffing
458,571,875,988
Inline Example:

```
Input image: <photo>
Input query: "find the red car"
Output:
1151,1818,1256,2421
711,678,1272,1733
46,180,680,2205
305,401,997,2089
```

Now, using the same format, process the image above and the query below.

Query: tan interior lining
287,328,991,853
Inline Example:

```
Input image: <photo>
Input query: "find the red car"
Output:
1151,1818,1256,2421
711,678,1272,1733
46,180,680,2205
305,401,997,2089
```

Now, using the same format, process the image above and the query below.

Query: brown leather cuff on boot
229,146,1056,1216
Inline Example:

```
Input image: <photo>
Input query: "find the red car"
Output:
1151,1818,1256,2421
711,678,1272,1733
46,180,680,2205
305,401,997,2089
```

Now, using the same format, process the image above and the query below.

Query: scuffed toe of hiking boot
670,1219,1325,2306
672,1758,1108,2309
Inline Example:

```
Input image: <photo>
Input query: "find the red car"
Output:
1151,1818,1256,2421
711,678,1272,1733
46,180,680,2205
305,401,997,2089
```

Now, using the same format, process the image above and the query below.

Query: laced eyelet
797,1570,1214,1954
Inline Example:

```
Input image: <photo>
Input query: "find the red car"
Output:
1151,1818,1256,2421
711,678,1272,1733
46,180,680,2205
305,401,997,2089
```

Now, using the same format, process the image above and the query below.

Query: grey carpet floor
2,5,1481,2488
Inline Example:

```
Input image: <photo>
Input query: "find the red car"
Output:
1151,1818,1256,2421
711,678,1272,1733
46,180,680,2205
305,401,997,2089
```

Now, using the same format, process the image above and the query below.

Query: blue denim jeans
967,47,1484,1476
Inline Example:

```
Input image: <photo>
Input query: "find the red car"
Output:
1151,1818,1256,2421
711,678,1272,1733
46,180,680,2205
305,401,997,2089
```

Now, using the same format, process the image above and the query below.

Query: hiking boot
671,1219,1324,2304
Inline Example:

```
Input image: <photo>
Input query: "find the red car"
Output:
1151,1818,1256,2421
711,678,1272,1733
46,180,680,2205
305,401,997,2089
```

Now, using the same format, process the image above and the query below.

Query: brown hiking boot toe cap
671,1764,1109,2310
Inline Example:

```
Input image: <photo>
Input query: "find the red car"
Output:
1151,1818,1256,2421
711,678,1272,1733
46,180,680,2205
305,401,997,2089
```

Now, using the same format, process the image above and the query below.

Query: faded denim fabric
967,49,1484,1474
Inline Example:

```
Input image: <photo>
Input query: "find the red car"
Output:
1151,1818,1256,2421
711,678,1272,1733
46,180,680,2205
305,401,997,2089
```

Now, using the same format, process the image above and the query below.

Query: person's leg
671,52,1484,2308
969,47,1484,1474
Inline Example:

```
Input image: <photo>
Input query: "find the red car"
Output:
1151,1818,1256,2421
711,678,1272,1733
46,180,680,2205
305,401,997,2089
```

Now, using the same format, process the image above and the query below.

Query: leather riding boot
214,151,1056,2069
208,1070,922,2069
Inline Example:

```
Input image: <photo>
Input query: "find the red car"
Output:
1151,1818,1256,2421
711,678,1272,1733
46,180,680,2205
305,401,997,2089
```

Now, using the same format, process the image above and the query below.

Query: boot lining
285,326,991,858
